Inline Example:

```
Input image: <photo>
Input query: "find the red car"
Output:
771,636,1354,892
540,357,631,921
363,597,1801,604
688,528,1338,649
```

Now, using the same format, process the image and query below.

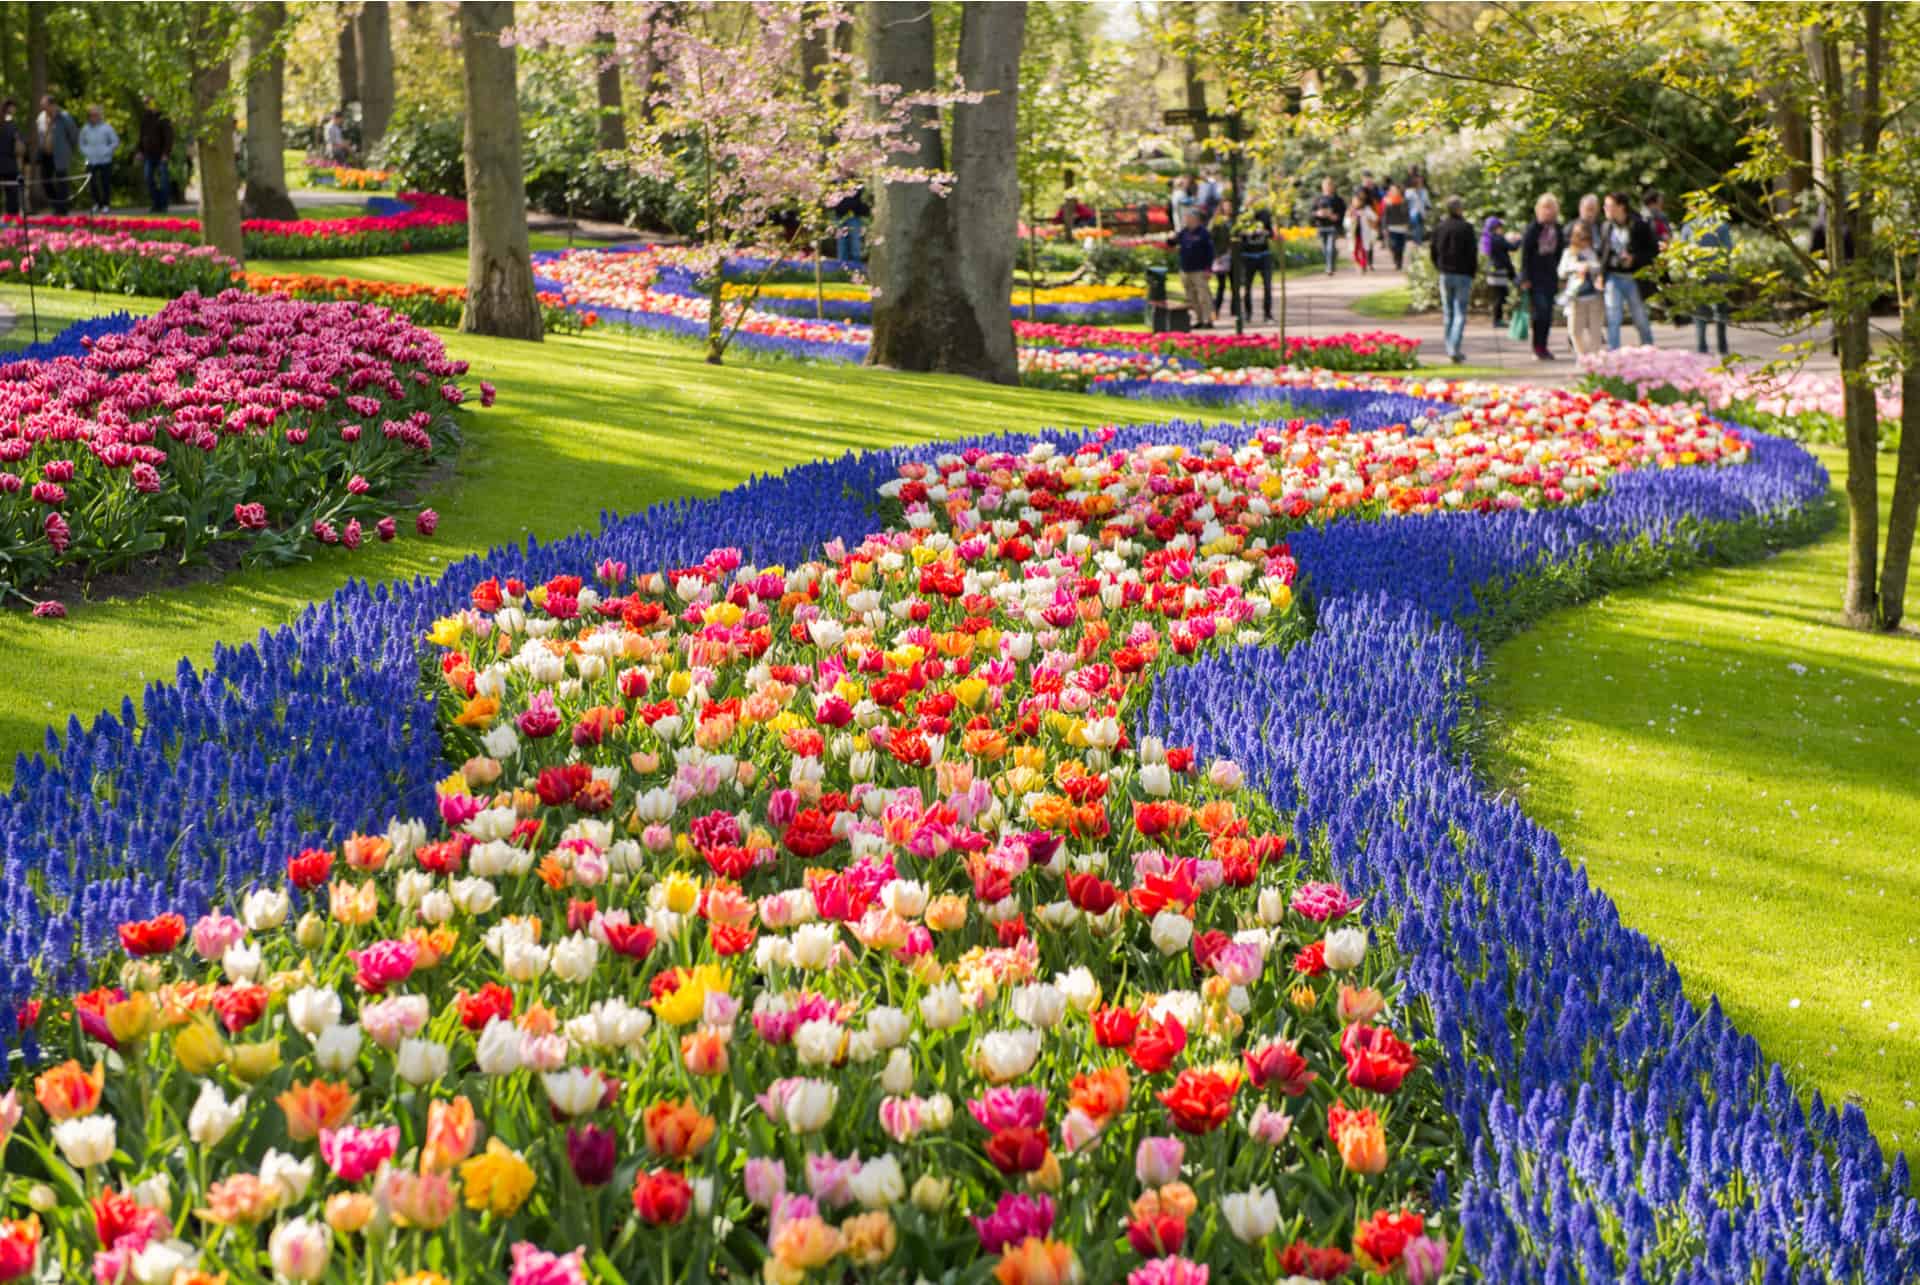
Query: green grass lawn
1352,285,1414,319
1480,444,1920,1152
0,311,1207,777
251,232,580,286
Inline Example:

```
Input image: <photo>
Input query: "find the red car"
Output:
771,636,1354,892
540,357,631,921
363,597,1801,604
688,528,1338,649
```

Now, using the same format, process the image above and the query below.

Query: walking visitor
1559,222,1606,358
1405,172,1431,242
1482,215,1516,326
35,93,78,215
1349,187,1378,272
136,97,173,212
1430,195,1478,363
1310,177,1345,275
1519,193,1565,361
1600,190,1657,348
1209,199,1237,319
1683,205,1734,357
1382,182,1411,270
1237,202,1276,323
0,99,21,217
78,105,117,214
1171,207,1215,329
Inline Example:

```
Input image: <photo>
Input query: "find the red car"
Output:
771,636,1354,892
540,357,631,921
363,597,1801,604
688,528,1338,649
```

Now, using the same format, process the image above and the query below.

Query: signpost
1163,107,1249,334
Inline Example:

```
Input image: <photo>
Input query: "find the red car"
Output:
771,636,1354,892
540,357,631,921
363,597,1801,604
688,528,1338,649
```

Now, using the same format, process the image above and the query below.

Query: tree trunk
459,0,542,341
594,28,625,153
26,2,45,110
1884,299,1920,630
865,1,987,376
243,1,299,221
356,1,395,152
189,6,245,264
337,3,359,109
1179,2,1207,148
949,0,1024,385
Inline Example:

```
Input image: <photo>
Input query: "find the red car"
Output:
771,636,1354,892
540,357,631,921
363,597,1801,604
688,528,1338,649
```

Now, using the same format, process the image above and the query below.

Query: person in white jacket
1557,222,1606,358
78,105,118,215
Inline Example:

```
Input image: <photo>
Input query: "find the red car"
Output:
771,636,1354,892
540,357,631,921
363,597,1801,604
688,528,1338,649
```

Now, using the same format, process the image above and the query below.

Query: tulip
396,1037,449,1086
1322,927,1367,971
260,1149,316,1205
1134,1136,1184,1186
187,1081,243,1148
268,1217,331,1282
52,1115,115,1167
1220,1188,1280,1243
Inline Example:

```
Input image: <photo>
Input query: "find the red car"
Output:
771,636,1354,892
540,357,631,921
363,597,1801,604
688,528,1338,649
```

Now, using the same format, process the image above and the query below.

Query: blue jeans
834,216,864,263
1409,212,1426,243
1694,302,1728,356
1604,273,1653,348
144,154,170,212
1318,227,1338,270
1439,272,1473,359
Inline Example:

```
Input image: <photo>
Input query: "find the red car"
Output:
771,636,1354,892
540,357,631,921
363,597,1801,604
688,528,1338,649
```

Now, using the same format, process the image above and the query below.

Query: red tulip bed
0,290,477,614
12,194,469,260
0,381,1796,1285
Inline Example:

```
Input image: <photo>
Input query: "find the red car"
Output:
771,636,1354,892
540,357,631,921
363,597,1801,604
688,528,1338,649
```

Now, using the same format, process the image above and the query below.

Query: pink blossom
319,1123,400,1182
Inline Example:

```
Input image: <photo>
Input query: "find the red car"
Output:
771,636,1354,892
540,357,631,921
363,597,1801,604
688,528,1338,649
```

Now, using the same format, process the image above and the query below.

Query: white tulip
782,1079,838,1134
551,933,600,984
866,1006,910,1050
287,986,341,1037
503,941,550,982
268,1217,331,1282
131,1241,196,1285
790,922,837,971
221,941,262,983
880,1048,915,1095
1011,983,1066,1030
394,870,434,909
241,888,289,931
850,1155,906,1208
1323,926,1367,971
1221,1187,1281,1243
314,1023,363,1075
971,1028,1042,1082
52,1115,115,1167
450,877,498,916
1057,967,1100,1013
396,1038,448,1086
475,1017,522,1076
1257,887,1287,926
794,1019,845,1068
543,1068,604,1116
188,1081,243,1148
1150,910,1194,956
259,1148,315,1204
919,984,964,1031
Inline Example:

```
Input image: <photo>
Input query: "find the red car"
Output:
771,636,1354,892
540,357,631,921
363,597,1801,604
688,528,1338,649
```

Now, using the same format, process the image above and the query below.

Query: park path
1212,258,1846,386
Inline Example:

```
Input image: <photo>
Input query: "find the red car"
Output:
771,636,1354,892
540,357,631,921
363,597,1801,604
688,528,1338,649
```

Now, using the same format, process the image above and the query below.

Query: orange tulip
992,1237,1081,1285
642,1099,716,1160
276,1079,357,1142
421,1096,478,1172
33,1060,103,1121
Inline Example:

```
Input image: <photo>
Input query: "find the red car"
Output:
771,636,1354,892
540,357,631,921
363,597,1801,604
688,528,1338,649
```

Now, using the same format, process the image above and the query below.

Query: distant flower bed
242,272,594,335
1578,346,1901,446
305,166,398,191
0,291,474,612
0,225,238,296
713,279,1148,325
15,193,469,259
1016,323,1422,372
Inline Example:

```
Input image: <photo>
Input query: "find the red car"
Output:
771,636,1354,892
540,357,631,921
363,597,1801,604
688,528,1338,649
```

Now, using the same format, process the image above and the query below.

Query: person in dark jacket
830,187,868,262
136,98,173,213
1482,215,1517,326
0,100,20,216
1600,190,1657,348
1429,196,1478,362
1168,208,1215,328
1309,177,1345,275
1518,193,1565,361
1236,203,1276,322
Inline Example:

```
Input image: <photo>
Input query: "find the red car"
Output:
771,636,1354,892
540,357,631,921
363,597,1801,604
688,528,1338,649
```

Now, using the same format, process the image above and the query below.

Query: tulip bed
726,281,1150,325
18,195,470,261
2,365,1904,1283
1579,346,1903,447
531,248,1418,387
0,291,472,611
0,227,239,297
240,273,598,336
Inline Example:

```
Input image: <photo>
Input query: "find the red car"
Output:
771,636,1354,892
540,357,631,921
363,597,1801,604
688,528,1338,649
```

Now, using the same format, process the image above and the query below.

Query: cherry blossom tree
512,2,966,366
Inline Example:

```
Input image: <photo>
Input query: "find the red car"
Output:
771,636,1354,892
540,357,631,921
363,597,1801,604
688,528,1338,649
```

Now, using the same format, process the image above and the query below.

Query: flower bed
0,226,239,297
16,194,469,260
1016,324,1422,373
1578,345,1902,446
242,272,596,335
722,279,1148,325
305,167,398,192
0,371,1897,1281
0,290,473,610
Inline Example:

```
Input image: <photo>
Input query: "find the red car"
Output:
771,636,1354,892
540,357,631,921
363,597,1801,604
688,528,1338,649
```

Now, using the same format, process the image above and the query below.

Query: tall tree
243,1,299,220
593,27,625,153
187,3,244,262
867,1,1024,384
26,2,45,110
458,0,541,340
336,3,359,110
356,0,395,150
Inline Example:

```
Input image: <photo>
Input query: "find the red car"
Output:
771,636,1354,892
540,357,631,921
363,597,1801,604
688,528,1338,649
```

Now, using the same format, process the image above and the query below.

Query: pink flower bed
1579,346,1900,428
13,194,470,259
1,290,475,608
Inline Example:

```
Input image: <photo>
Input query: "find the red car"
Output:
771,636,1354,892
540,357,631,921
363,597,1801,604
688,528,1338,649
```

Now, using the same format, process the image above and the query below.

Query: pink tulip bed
0,373,1859,1285
13,194,470,260
1577,346,1902,446
0,226,239,297
0,290,475,613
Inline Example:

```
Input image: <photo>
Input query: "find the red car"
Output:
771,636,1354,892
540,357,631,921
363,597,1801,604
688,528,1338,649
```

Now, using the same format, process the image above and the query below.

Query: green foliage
375,65,702,235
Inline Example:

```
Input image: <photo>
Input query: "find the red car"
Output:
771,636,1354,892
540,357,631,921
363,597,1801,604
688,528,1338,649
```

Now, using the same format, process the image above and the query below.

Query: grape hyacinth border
2,381,1913,1279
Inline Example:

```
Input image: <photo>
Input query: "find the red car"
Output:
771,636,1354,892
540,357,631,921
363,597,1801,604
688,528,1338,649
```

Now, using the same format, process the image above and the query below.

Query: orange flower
421,1096,478,1172
642,1099,716,1159
1329,1102,1389,1175
1066,1066,1130,1124
406,926,458,969
536,855,570,890
341,834,392,871
33,1060,103,1121
992,1237,1081,1285
277,1079,357,1142
1194,800,1241,836
679,1030,729,1076
455,695,498,728
329,879,378,925
1131,1181,1197,1223
924,894,969,933
961,728,1010,760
